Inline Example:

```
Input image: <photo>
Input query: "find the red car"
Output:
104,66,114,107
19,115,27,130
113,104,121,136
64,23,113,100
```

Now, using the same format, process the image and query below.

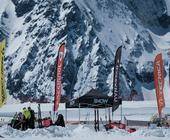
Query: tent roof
66,89,117,108
79,89,111,99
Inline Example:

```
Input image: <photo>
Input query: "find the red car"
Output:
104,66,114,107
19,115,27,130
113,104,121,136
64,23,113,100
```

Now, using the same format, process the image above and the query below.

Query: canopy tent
65,89,122,131
66,89,121,109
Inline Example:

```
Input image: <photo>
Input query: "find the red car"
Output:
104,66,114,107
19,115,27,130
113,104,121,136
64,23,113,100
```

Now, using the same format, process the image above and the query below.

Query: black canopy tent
66,88,122,109
65,89,122,131
66,89,113,108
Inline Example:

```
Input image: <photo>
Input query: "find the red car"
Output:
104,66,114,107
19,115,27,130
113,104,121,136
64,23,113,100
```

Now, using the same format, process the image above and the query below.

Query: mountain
0,0,170,103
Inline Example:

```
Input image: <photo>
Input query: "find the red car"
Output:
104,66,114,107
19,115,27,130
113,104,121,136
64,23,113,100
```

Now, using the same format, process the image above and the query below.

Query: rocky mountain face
0,0,170,102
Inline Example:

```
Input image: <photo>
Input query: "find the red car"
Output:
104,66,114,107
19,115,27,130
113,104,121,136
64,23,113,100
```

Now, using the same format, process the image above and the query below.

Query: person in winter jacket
28,107,35,129
9,112,25,130
54,114,65,127
17,112,25,130
9,112,20,130
22,107,31,130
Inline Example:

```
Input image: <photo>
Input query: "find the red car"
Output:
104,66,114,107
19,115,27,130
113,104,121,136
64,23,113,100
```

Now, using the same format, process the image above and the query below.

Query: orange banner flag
154,53,165,118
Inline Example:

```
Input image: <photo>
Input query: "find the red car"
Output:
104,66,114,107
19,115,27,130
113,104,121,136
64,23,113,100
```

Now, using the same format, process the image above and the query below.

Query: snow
165,0,170,16
75,0,136,52
0,124,170,140
0,0,8,15
149,31,170,50
59,0,72,20
73,37,101,98
74,0,169,101
1,0,31,75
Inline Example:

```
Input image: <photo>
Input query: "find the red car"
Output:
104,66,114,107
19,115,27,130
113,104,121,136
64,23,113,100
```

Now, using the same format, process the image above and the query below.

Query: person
17,112,25,130
22,107,31,130
54,114,65,127
28,107,35,129
9,112,20,129
9,112,17,127
8,112,24,130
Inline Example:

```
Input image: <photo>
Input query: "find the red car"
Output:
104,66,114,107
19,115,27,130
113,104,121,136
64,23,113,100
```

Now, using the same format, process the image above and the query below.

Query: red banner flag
54,43,65,112
154,53,165,118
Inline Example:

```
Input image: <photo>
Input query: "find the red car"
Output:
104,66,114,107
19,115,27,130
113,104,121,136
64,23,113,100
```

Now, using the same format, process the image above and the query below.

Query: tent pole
112,111,113,122
78,104,80,124
97,109,99,131
65,107,67,124
94,108,97,131
105,108,107,122
108,108,111,123
38,103,42,128
120,104,123,123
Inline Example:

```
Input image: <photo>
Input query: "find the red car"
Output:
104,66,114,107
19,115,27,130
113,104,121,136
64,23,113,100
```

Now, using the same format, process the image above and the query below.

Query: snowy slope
0,0,170,102
0,125,170,140
165,0,170,16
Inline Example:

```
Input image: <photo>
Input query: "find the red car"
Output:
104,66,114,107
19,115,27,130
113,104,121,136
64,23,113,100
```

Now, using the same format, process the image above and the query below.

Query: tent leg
65,108,67,124
97,109,99,131
112,111,113,122
79,103,80,124
120,104,123,123
108,108,111,123
37,104,42,128
105,108,107,122
94,109,97,131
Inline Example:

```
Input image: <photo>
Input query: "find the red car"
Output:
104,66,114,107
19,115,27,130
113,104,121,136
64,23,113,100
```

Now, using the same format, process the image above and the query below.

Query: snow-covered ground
0,101,170,140
0,123,170,140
